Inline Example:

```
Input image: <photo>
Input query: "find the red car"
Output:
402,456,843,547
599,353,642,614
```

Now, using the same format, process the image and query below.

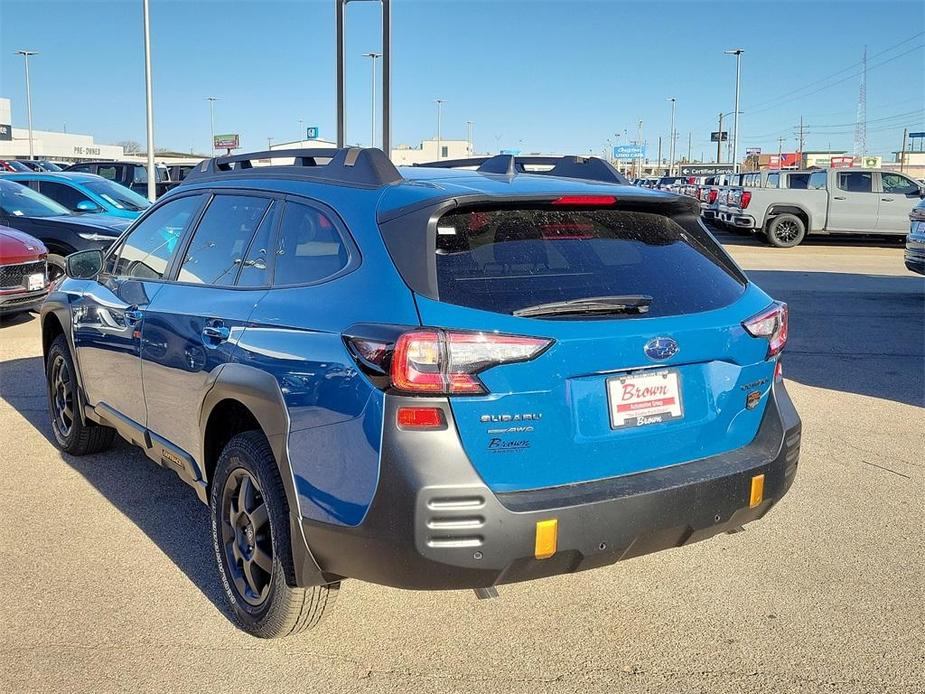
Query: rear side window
434,207,745,318
838,172,872,193
788,174,810,189
177,194,271,286
272,202,350,286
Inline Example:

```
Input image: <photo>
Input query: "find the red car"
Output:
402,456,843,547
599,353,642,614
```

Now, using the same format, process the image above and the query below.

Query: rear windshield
434,207,746,318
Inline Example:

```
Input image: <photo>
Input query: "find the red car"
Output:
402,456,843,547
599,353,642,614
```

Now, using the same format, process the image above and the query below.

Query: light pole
298,118,304,143
141,2,156,201
667,97,677,176
466,120,474,156
362,52,381,148
725,48,744,173
434,99,445,160
206,96,219,154
14,50,37,161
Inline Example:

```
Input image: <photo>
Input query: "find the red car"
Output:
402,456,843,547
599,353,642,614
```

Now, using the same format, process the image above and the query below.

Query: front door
827,170,878,232
877,172,922,233
141,193,277,463
72,194,206,428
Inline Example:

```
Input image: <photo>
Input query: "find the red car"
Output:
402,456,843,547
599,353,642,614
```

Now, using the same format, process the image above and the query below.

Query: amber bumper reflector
749,474,765,508
535,519,558,559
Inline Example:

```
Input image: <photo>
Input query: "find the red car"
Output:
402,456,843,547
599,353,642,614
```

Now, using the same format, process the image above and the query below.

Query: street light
465,120,474,156
724,48,744,174
141,2,156,202
434,99,445,160
206,96,219,154
667,97,677,176
298,118,304,142
15,50,38,161
362,52,381,148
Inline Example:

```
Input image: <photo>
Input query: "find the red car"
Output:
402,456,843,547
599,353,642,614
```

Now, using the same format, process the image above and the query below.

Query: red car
0,225,49,316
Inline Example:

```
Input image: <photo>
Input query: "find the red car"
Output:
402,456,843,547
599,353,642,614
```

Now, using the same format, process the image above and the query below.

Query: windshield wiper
513,295,652,318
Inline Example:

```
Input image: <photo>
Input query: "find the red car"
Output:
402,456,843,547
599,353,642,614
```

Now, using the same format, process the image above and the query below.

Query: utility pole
434,99,445,159
206,97,218,154
298,118,304,142
667,98,677,176
900,127,908,172
797,115,805,162
635,120,643,178
466,120,474,156
15,50,37,160
724,48,744,174
687,131,692,163
657,136,663,173
717,112,724,163
777,136,785,168
141,2,156,202
362,52,381,148
267,137,273,150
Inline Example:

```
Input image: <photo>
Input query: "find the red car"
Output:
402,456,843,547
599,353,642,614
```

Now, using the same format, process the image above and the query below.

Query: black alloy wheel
49,353,74,438
220,468,274,607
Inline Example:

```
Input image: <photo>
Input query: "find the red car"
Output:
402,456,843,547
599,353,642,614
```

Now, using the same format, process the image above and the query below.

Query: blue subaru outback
41,148,800,638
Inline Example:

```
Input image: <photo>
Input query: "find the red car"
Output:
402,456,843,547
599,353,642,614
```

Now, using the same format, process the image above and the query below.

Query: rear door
827,171,877,232
141,192,277,463
877,172,922,233
411,201,776,492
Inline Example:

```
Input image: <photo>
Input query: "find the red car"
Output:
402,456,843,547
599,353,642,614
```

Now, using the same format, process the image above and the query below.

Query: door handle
201,324,230,343
833,196,847,200
124,308,143,324
881,197,894,202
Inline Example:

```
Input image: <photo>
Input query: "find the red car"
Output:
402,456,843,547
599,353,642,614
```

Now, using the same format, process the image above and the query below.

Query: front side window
38,181,96,211
272,202,350,286
837,172,873,193
177,195,271,286
107,195,204,280
881,173,919,195
434,206,745,318
0,179,71,217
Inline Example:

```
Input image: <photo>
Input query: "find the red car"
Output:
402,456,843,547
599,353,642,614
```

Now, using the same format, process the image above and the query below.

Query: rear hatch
382,196,780,493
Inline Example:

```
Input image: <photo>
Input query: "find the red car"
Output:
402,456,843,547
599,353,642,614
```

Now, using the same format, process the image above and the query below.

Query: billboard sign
710,131,728,142
830,156,855,168
213,133,240,149
612,144,646,159
306,126,319,139
746,147,761,157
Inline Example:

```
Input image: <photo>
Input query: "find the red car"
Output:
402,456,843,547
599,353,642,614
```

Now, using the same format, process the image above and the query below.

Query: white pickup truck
723,168,925,247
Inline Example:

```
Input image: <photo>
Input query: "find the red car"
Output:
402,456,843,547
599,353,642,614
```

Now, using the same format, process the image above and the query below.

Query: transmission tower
853,46,867,157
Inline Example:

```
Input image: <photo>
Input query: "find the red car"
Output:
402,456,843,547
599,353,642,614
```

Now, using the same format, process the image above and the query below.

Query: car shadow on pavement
0,354,230,618
747,270,924,407
709,226,907,249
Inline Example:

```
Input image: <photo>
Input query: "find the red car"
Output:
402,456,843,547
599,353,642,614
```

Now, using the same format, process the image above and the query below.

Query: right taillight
740,190,752,209
708,189,718,204
743,302,789,358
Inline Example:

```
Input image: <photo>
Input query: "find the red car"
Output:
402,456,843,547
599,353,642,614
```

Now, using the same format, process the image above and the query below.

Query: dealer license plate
607,370,684,429
26,273,44,291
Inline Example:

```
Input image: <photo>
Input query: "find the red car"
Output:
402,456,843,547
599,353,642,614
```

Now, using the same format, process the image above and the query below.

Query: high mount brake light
741,191,752,209
743,302,789,358
391,330,552,395
552,195,617,206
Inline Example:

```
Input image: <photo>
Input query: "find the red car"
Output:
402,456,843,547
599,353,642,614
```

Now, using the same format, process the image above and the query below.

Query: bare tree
116,140,142,154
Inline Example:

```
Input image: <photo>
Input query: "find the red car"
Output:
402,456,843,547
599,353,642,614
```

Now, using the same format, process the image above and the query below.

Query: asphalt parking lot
1,231,922,694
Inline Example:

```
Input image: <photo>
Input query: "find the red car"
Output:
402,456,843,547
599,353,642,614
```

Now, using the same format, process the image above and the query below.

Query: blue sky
1,0,923,159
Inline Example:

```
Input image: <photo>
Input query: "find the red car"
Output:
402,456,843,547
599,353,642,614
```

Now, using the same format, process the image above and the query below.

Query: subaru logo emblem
644,337,679,361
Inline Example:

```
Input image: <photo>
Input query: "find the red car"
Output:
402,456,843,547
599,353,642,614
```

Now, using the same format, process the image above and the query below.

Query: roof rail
181,147,402,187
414,154,630,185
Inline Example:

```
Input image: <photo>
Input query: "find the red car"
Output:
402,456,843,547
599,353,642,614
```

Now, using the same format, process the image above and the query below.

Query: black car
64,161,180,198
0,179,129,280
168,163,199,182
906,198,925,275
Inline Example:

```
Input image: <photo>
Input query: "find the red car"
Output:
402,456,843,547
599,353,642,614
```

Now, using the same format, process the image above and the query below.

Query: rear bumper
905,238,925,275
301,383,801,590
719,211,756,229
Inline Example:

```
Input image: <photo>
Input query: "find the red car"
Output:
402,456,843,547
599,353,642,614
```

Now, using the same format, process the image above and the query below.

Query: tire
47,254,67,283
210,430,339,638
766,214,806,248
46,334,115,455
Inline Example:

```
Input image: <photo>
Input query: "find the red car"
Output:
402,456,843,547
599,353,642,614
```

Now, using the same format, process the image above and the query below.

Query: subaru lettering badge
644,337,679,361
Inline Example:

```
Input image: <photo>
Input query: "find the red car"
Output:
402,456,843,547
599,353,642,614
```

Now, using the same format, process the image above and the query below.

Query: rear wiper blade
513,295,652,318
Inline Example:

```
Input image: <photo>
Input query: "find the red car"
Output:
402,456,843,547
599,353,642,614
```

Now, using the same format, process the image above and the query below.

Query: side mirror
66,249,103,279
75,199,101,212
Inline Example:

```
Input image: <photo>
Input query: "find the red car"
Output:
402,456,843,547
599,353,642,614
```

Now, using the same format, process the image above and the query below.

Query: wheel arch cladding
768,205,809,228
42,310,65,358
199,363,328,587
